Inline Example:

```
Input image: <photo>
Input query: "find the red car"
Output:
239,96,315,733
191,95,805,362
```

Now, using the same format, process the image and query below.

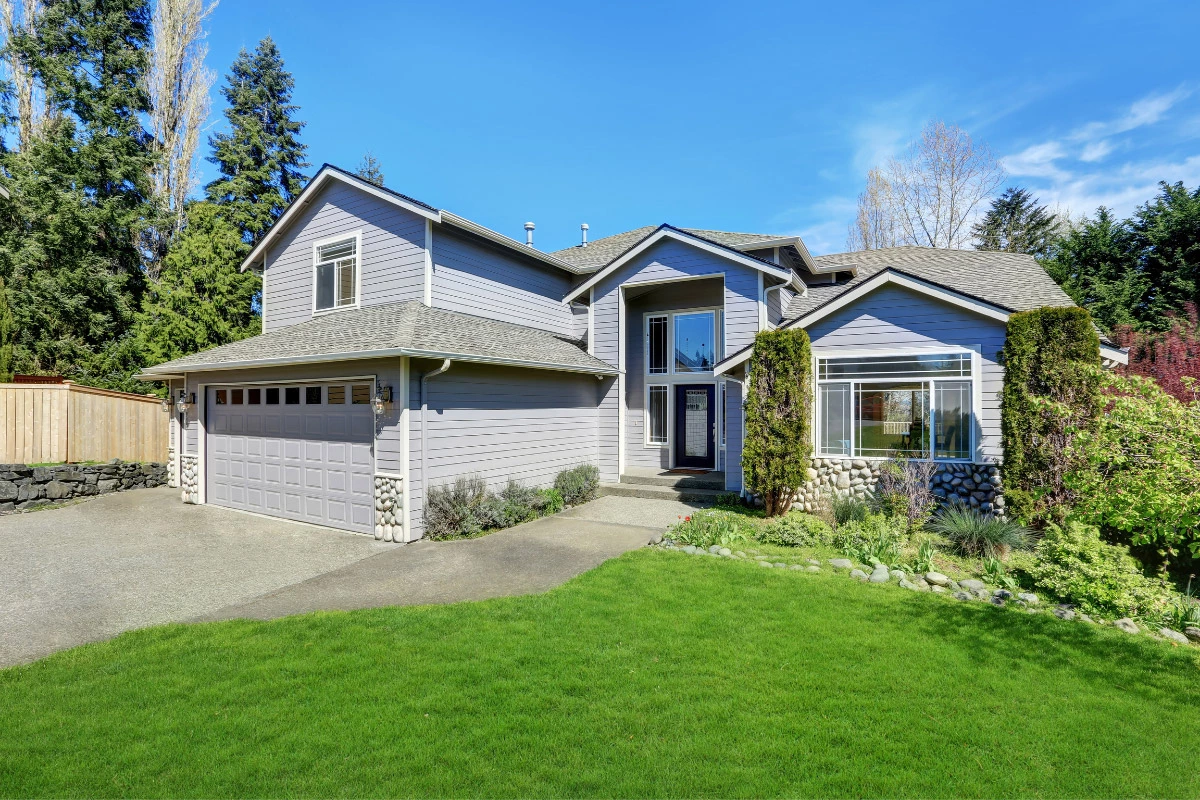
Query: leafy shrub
714,492,744,508
873,458,938,527
830,492,871,526
537,488,565,515
832,513,908,566
983,555,1019,590
743,328,813,516
554,464,599,506
758,512,833,547
425,474,489,539
669,510,750,549
1000,306,1101,522
1019,519,1171,619
901,539,938,574
928,503,1030,559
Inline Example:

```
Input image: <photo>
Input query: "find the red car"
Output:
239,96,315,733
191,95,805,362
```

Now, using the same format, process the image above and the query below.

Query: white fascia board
563,228,792,304
135,372,185,381
239,167,442,273
714,346,753,377
1100,344,1129,366
439,212,587,275
138,348,618,379
784,270,1012,331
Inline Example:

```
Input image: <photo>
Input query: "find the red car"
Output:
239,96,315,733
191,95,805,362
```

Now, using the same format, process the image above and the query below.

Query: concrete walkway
0,487,671,666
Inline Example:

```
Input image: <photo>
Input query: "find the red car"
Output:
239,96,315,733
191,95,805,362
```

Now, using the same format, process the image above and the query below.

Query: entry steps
598,468,727,503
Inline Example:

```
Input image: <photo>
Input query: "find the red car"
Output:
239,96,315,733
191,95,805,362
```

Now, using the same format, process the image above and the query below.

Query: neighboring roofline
439,211,591,275
239,165,441,272
713,268,1015,376
562,225,793,304
136,346,618,380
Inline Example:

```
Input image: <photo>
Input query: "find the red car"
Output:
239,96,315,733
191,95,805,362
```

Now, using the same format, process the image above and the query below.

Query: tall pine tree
1041,208,1145,332
973,187,1059,258
0,0,154,387
205,36,308,243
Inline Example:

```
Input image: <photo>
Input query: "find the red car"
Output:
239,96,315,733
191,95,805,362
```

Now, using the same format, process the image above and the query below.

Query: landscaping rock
734,551,746,559
990,596,1006,607
953,591,973,601
993,589,1013,600
1185,626,1200,642
1160,628,1190,645
1017,592,1040,605
1078,614,1094,623
682,545,698,554
931,585,947,594
1114,618,1140,634
649,532,663,545
805,565,820,573
850,569,868,581
758,560,773,568
960,579,986,592
924,572,951,587
829,558,854,570
1053,606,1076,621
868,568,890,584
717,547,731,557
898,579,920,591
807,559,820,566
890,570,905,580
772,562,786,568
789,564,805,570
0,481,17,502
43,481,73,500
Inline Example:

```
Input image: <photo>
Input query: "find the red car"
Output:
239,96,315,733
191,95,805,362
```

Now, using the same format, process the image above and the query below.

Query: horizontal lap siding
431,231,576,336
263,182,426,331
593,239,762,479
408,361,601,538
803,284,1007,463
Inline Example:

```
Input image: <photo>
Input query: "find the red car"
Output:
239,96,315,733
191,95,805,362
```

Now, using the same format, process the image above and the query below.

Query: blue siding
803,284,1006,462
431,230,577,336
407,360,601,538
262,182,427,331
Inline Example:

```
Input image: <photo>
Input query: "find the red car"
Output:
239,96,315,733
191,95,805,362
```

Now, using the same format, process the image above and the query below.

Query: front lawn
2,551,1198,798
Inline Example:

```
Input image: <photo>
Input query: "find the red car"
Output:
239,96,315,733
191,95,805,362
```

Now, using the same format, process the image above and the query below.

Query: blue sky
201,0,1200,255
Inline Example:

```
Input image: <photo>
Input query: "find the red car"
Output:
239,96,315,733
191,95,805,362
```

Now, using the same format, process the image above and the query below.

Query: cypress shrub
742,327,812,516
1000,306,1101,522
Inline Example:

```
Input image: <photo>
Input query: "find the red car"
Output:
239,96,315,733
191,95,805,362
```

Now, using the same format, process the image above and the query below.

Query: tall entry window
816,352,974,460
644,310,721,376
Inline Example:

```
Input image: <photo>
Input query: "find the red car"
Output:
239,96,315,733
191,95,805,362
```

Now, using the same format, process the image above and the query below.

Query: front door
674,384,716,469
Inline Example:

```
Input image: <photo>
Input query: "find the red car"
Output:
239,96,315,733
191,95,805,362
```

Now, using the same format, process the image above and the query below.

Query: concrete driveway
0,487,666,667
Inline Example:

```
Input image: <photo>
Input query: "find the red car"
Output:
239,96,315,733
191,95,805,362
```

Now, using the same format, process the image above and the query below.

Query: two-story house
139,164,1127,541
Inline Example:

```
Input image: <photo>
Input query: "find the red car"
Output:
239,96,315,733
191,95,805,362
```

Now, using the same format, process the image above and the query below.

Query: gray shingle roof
785,245,1075,322
550,226,789,271
140,301,615,375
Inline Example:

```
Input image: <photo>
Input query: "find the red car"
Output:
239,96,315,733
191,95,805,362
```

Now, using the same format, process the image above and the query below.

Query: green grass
2,551,1198,798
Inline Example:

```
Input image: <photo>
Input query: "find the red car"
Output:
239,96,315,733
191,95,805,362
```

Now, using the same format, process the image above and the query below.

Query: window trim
646,384,669,447
812,346,982,463
311,230,363,316
642,307,723,379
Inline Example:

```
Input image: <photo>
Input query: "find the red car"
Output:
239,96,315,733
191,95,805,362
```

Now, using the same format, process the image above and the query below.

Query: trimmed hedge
742,327,812,516
1000,306,1101,522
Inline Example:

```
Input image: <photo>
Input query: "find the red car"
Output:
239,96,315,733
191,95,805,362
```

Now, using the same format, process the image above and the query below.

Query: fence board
0,382,167,464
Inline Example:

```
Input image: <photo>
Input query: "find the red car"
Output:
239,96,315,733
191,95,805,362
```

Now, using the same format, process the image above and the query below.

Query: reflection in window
819,383,851,456
648,386,668,445
351,384,371,404
674,312,715,373
214,389,227,405
935,381,971,459
855,382,929,458
328,385,346,404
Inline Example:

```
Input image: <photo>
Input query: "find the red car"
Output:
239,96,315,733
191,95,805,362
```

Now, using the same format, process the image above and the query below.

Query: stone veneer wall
0,461,169,513
166,447,178,489
374,475,403,542
794,458,1004,515
180,454,199,504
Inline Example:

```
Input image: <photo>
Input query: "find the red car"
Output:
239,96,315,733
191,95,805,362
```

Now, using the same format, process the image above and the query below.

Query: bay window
816,352,974,460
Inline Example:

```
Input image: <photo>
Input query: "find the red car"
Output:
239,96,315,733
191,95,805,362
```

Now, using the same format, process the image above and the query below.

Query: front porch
599,466,728,503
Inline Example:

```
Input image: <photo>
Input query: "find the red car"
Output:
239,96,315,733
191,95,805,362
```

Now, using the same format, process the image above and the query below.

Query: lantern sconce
175,390,195,415
160,396,172,413
372,385,393,415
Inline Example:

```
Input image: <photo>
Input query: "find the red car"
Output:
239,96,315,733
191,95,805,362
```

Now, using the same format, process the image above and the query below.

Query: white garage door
206,382,376,533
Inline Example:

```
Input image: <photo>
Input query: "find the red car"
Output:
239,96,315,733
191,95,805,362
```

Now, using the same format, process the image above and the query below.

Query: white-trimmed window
314,233,360,312
816,352,974,460
648,385,668,445
643,309,721,377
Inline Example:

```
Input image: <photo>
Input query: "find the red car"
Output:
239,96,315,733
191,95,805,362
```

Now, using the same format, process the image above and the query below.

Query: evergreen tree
0,274,13,382
973,187,1059,258
0,0,153,387
137,201,261,364
205,36,308,243
1041,208,1145,332
354,151,384,186
1131,181,1200,326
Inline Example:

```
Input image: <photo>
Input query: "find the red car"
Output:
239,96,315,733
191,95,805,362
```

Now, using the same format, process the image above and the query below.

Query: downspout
420,358,453,508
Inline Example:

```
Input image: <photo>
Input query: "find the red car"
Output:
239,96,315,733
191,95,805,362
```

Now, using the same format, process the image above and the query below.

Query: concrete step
618,470,726,490
599,482,727,503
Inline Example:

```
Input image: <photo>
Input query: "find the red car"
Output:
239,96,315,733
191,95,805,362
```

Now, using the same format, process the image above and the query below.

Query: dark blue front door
674,384,716,469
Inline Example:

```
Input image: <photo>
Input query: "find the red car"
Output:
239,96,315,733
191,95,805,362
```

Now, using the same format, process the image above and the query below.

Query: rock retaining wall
180,454,199,504
0,461,169,513
795,458,1004,514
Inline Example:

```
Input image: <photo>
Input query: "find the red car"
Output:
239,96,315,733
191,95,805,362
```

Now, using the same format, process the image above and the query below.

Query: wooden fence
0,382,169,464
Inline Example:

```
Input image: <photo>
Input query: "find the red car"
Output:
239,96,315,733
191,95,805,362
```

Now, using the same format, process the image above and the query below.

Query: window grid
816,353,973,462
648,385,668,446
314,235,358,312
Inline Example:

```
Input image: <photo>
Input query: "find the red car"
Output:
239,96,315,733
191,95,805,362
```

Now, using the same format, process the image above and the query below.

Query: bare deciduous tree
848,121,1006,251
0,0,42,148
145,0,216,274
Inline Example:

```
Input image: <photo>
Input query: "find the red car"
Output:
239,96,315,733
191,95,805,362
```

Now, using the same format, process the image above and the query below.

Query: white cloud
1071,87,1191,141
1079,139,1114,163
1030,154,1200,220
1003,141,1071,179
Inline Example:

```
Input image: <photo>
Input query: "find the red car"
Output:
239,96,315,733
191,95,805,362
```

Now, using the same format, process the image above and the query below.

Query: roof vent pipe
524,221,535,247
581,223,589,247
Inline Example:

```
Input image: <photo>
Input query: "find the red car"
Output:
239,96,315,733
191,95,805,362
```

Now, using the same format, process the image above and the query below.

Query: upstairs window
644,309,721,376
314,235,359,312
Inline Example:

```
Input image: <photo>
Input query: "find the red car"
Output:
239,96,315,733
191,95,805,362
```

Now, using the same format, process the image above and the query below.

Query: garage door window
306,386,322,404
231,389,243,405
285,387,300,404
328,385,346,404
248,388,261,404
266,387,279,404
214,389,227,405
351,384,371,404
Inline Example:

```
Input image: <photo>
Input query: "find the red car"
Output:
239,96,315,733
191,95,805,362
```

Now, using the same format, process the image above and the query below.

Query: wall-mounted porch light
372,385,393,416
175,389,195,415
160,396,172,412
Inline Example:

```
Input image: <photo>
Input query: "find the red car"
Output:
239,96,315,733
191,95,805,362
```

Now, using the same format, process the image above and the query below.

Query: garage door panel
206,384,376,534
